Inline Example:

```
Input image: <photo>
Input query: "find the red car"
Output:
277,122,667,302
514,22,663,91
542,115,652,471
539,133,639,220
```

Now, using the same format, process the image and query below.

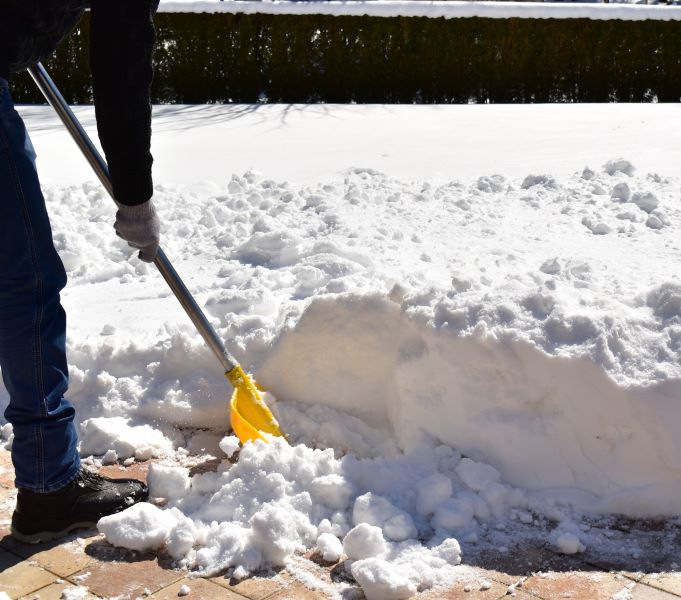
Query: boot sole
11,521,97,544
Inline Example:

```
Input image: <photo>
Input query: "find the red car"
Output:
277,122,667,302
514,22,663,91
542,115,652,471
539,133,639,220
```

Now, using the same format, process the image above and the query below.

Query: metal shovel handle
28,62,238,374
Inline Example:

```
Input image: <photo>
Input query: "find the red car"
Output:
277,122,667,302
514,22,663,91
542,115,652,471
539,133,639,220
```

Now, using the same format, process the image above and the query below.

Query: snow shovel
28,62,283,444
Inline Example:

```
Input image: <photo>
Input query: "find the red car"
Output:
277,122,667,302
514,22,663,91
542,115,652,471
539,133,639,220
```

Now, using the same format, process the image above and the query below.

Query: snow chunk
148,463,191,500
166,509,198,560
80,417,173,461
631,191,659,213
647,283,681,321
646,215,664,230
604,158,635,176
219,435,241,459
101,449,118,465
555,532,586,554
610,182,631,202
416,474,453,517
455,458,501,491
582,217,611,235
250,503,308,565
316,532,343,562
343,523,387,560
98,503,176,552
177,584,191,597
353,493,417,541
351,558,417,600
539,258,561,275
432,538,462,565
60,587,89,600
521,174,556,189
232,231,302,268
476,175,505,193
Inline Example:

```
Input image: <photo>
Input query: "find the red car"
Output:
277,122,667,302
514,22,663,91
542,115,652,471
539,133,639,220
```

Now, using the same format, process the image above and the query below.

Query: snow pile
7,156,678,518
157,0,681,22
100,426,515,597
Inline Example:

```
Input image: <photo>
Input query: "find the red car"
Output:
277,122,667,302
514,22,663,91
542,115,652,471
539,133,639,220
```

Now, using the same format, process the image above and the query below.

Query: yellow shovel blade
227,365,283,443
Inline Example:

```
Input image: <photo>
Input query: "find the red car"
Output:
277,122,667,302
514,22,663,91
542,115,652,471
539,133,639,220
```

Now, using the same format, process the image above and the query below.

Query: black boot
11,467,148,544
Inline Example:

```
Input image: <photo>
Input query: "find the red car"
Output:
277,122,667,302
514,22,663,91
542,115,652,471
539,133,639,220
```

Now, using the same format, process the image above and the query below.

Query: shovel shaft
28,62,238,374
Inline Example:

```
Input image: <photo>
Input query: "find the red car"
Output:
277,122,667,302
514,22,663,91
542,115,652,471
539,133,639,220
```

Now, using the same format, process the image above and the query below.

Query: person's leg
0,77,80,492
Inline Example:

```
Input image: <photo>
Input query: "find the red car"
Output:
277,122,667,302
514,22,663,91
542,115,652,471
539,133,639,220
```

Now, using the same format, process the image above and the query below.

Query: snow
156,0,681,21
316,532,343,562
1,103,681,598
60,587,89,600
554,532,586,555
218,435,241,459
343,524,388,560
350,558,417,600
147,463,191,499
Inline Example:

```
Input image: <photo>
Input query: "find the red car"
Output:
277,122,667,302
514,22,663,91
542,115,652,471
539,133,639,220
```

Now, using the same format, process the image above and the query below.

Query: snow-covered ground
157,0,681,21
2,103,681,599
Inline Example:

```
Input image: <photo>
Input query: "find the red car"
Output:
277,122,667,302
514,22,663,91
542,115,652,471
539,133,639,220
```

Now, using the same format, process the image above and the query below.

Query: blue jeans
0,78,80,492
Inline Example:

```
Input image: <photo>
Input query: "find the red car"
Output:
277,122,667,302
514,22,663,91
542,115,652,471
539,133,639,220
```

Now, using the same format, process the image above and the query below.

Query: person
0,0,161,543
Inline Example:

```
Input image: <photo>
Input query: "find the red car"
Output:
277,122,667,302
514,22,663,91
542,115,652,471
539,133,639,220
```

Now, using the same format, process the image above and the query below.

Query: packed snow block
353,493,417,541
11,14,681,104
79,416,173,461
316,532,343,562
98,502,176,552
148,463,191,500
343,523,388,560
350,558,417,600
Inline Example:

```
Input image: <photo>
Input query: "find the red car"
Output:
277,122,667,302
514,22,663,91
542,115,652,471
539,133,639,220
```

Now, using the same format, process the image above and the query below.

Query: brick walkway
0,450,680,600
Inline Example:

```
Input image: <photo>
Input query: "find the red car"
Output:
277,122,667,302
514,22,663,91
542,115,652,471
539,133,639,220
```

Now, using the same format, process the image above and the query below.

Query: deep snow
1,104,680,598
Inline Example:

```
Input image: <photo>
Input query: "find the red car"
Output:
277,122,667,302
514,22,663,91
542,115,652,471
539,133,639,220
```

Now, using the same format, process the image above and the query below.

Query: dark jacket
0,0,159,206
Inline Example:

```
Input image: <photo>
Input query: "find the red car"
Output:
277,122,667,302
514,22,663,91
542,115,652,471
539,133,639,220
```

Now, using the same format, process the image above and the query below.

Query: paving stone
149,577,241,599
210,573,288,600
641,573,681,598
26,542,93,579
99,460,151,484
630,582,681,599
71,546,183,600
18,581,98,600
0,552,57,599
266,580,337,600
466,543,584,582
523,570,632,600
1,535,95,578
420,578,509,599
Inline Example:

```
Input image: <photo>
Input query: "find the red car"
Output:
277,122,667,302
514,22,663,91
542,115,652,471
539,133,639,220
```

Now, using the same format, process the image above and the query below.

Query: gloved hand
114,199,160,263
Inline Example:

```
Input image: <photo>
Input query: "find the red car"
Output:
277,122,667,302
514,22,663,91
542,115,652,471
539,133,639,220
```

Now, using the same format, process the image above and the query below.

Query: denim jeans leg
0,80,80,492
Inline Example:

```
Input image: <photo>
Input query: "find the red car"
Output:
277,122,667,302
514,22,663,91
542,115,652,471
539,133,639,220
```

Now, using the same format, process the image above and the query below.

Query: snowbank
157,0,681,21
15,157,679,518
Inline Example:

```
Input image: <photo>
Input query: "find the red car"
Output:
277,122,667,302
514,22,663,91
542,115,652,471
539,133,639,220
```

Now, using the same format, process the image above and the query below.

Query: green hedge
10,13,681,103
